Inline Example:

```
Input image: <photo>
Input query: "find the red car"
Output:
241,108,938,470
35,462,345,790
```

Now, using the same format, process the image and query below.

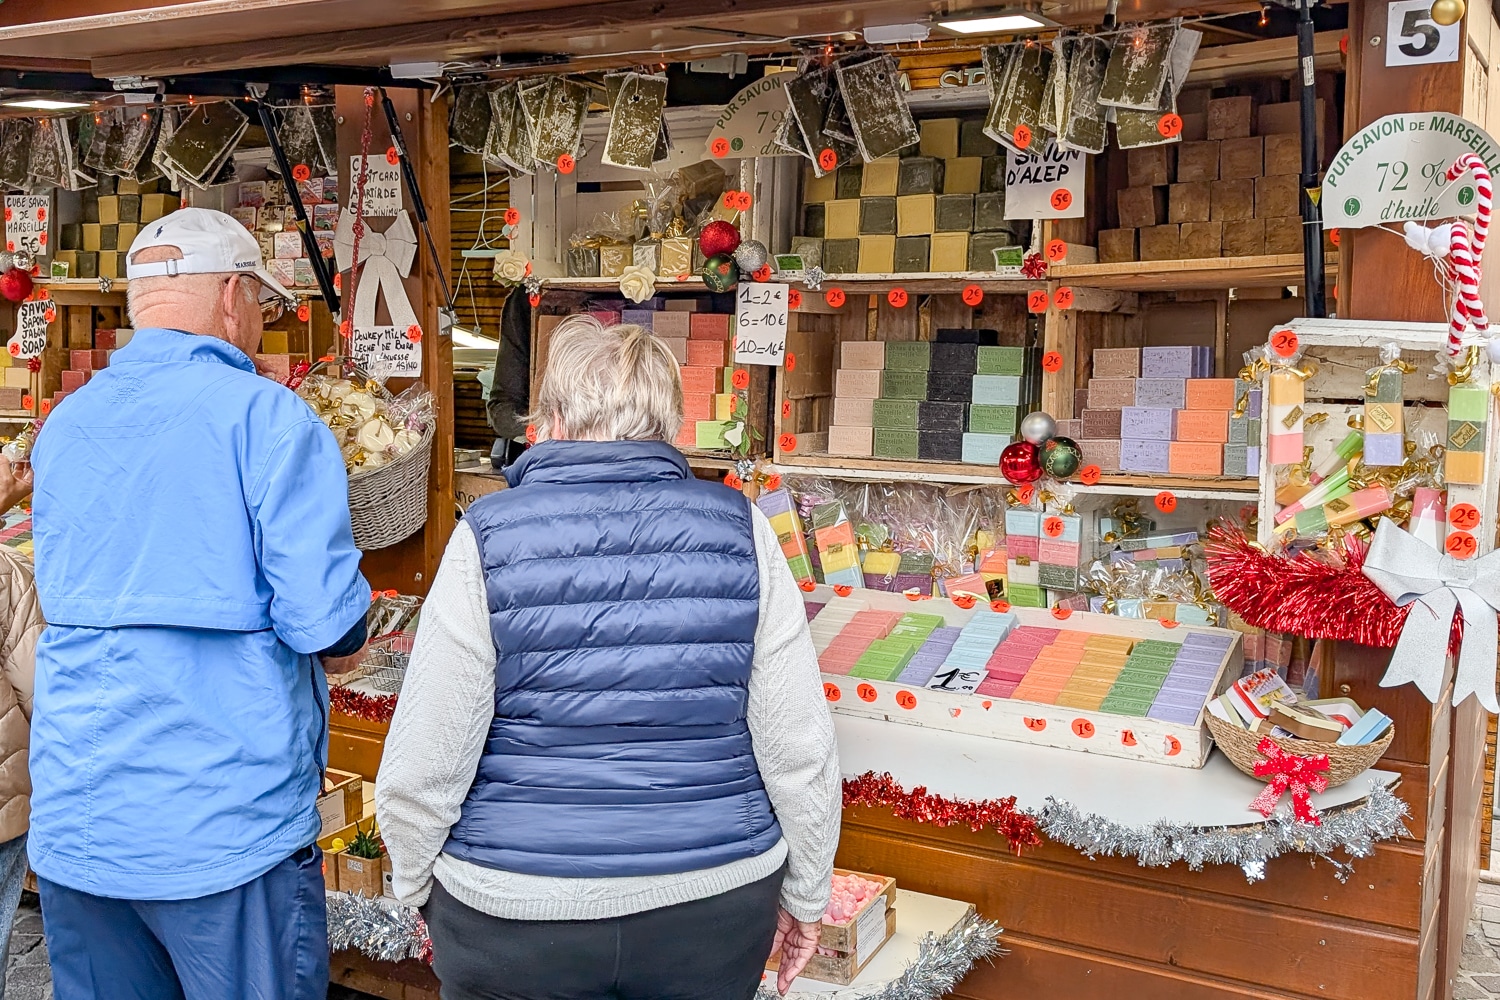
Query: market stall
0,2,1497,999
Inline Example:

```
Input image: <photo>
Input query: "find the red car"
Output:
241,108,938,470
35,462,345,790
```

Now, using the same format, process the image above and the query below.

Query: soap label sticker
351,325,422,377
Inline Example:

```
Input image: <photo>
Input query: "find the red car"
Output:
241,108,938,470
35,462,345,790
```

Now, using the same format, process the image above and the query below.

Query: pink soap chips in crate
823,872,884,925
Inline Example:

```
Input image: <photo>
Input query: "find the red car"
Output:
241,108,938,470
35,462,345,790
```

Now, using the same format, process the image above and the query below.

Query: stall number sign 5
1386,1,1460,66
734,282,789,366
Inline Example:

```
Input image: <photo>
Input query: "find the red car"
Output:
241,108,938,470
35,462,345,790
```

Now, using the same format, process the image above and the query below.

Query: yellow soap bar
1267,370,1302,406
824,200,862,240
897,195,936,237
861,159,900,198
944,158,983,194
714,394,734,420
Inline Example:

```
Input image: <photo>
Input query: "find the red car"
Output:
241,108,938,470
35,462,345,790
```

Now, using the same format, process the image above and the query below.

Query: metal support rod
379,90,455,315
254,100,341,316
1297,0,1327,317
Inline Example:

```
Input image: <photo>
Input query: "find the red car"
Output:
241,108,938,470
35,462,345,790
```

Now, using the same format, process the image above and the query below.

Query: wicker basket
1206,711,1393,789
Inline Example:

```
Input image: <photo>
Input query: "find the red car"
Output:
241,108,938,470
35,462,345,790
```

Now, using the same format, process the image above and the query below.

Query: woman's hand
0,456,33,512
769,906,821,995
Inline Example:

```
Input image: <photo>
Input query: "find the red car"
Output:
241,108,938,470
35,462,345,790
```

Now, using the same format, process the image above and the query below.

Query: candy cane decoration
1444,153,1492,359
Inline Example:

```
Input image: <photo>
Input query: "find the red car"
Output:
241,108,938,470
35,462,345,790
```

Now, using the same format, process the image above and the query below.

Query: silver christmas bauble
733,239,769,273
10,252,30,273
1020,411,1057,445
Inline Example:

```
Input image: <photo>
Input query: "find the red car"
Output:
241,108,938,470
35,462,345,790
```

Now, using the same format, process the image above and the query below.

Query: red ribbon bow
1248,737,1330,825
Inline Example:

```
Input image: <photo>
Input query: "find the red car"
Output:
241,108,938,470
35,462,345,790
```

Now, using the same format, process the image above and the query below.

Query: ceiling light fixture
3,98,91,110
864,22,932,44
934,10,1055,35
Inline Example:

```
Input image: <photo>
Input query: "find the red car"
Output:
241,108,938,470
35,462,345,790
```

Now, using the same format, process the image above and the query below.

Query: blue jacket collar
505,440,691,489
114,327,258,375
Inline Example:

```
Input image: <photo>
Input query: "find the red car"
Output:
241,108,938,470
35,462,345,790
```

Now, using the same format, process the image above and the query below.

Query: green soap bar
1450,383,1490,422
822,238,860,274
695,420,734,449
1099,702,1149,717
860,197,897,235
976,346,1025,375
836,165,864,200
1372,369,1404,404
786,554,813,580
897,157,945,196
1133,641,1182,653
850,658,905,681
894,235,930,273
1448,419,1487,453
802,204,826,238
974,192,1008,232
1107,683,1165,702
790,237,823,270
968,404,1018,436
884,341,932,371
898,613,947,630
1007,583,1046,607
873,428,920,460
980,155,1006,193
960,119,999,158
969,231,1019,272
1037,564,1078,591
934,194,974,233
882,370,929,400
872,398,919,429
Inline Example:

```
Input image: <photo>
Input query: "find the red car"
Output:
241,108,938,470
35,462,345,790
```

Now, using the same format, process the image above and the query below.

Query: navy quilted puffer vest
445,440,783,878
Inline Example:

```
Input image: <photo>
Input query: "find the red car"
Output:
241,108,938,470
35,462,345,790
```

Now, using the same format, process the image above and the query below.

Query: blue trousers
39,845,327,1000
0,833,28,997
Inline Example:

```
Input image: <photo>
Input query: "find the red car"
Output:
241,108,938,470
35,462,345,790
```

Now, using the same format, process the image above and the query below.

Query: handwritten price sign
734,283,788,366
4,196,48,259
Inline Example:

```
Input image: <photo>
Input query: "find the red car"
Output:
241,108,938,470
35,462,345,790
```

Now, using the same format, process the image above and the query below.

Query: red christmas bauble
698,220,741,260
0,267,32,304
999,441,1043,485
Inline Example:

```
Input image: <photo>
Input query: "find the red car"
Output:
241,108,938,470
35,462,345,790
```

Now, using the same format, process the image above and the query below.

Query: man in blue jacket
28,209,371,999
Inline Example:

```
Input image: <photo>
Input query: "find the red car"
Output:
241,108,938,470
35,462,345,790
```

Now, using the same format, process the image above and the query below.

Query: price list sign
733,281,789,366
4,196,48,260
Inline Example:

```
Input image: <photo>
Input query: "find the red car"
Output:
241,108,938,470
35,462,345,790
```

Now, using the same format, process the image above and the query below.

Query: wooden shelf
678,447,738,472
1051,253,1338,291
770,453,1258,500
539,276,705,292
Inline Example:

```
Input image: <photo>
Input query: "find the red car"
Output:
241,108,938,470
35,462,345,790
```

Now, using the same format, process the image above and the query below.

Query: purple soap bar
1120,438,1171,473
1364,432,1405,467
1194,345,1214,378
1120,406,1175,440
1141,346,1194,378
805,602,826,621
896,661,942,686
1149,705,1203,725
1134,378,1188,409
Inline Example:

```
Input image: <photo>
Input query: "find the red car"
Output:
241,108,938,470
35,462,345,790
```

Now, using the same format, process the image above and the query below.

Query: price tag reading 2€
1447,530,1478,560
1450,503,1481,531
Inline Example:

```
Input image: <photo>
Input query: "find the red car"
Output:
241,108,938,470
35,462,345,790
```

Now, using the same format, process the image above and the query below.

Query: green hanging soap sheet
1098,21,1178,111
448,83,494,154
603,72,668,171
1058,35,1112,154
836,54,920,161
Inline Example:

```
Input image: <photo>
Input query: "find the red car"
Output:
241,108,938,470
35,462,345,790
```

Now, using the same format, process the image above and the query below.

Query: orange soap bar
1185,378,1238,410
682,393,713,420
1174,409,1229,443
1169,440,1224,475
689,313,732,340
680,366,719,395
686,340,727,367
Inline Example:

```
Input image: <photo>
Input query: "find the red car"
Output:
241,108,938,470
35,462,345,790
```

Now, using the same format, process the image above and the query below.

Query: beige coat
0,547,41,844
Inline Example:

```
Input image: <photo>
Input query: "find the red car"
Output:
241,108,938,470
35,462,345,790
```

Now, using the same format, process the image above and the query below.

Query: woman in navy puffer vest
378,316,842,1000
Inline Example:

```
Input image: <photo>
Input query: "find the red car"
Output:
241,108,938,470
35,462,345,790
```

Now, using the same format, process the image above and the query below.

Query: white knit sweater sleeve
375,520,496,909
747,504,841,923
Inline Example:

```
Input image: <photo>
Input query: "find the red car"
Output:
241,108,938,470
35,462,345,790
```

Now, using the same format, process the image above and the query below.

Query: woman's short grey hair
528,316,684,444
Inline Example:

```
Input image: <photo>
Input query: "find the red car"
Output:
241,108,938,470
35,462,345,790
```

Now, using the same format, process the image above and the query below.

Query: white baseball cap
125,207,295,303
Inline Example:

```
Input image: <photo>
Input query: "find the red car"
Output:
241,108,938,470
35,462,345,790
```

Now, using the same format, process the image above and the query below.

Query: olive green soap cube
969,231,1017,272
981,155,1007,192
1449,418,1487,453
897,194,936,237
1372,369,1404,404
860,197,897,235
960,119,999,158
977,346,1025,375
881,369,929,400
934,194,974,233
1450,383,1489,422
968,404,1018,435
894,236,930,273
789,237,823,270
872,398,920,429
897,157,945,196
974,192,1008,232
884,341,931,371
822,238,860,274
835,165,864,200
873,428,920,459
802,204,825,238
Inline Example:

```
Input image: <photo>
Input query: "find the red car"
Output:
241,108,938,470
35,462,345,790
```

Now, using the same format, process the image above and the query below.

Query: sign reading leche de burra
1323,112,1500,229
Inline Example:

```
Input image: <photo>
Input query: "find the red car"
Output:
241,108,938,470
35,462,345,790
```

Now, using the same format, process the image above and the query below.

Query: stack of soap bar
1447,382,1488,485
854,612,947,680
1099,640,1181,716
1055,634,1135,710
934,608,1017,687
1265,368,1304,466
807,596,871,655
818,609,904,674
829,340,887,457
1037,512,1083,592
975,625,1061,699
810,502,865,588
1363,368,1404,467
1082,346,1238,476
1224,380,1264,476
669,309,735,451
1148,631,1233,724
1010,629,1087,704
1003,509,1045,607
896,625,964,686
755,488,814,584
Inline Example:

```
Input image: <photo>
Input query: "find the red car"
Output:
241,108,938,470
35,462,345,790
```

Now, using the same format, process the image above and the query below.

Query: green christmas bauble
1040,436,1083,479
701,254,740,292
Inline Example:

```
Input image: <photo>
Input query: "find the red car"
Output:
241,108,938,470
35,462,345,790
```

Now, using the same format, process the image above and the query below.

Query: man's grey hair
528,316,684,444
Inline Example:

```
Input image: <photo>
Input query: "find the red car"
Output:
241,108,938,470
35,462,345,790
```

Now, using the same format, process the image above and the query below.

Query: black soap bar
897,157,945,196
926,371,974,403
803,204,826,238
929,342,978,374
935,328,998,345
919,431,964,462
974,192,1008,233
836,165,863,200
859,197,897,235
918,401,966,433
935,193,974,233
894,235,930,272
60,223,82,251
960,118,999,158
981,155,1007,193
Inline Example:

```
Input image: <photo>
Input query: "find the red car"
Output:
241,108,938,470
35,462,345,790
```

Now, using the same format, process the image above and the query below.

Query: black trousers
423,868,784,1000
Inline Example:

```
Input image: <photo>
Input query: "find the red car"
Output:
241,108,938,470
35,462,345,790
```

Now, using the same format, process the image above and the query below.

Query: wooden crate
317,767,364,837
768,870,898,986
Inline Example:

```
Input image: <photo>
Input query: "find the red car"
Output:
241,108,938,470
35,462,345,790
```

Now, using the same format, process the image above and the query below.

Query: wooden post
335,85,454,596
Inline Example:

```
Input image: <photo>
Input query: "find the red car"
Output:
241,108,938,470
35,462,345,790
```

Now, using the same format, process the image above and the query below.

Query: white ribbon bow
1362,518,1500,711
333,208,419,333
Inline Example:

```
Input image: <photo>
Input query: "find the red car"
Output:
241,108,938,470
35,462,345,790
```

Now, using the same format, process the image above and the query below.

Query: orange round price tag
895,690,918,710
1155,491,1177,513
1053,286,1075,310
798,580,816,593
1079,464,1101,486
1024,717,1047,732
291,163,311,183
818,148,838,171
711,137,730,158
1447,530,1478,560
823,683,841,702
857,683,878,703
296,303,311,323
723,473,743,489
1016,483,1036,504
1159,619,1180,629
781,400,792,418
1045,239,1068,263
731,368,750,389
990,599,1011,613
38,399,50,416
785,352,797,372
1050,188,1073,211
887,288,908,308
1051,606,1073,620
752,264,772,282
1043,516,1065,538
1164,735,1182,756
1042,351,1064,373
1013,124,1032,150
1157,113,1183,138
42,307,54,324
529,293,541,308
385,147,400,165
1071,718,1096,739
951,593,977,609
778,433,797,452
1028,289,1050,314
833,584,853,597
733,190,753,211
1121,730,1137,747
504,207,520,226
1451,503,1482,531
1271,329,1299,358
556,153,576,174
787,288,802,309
1330,228,1341,247
723,191,738,210
20,395,32,412
825,288,846,308
961,284,984,306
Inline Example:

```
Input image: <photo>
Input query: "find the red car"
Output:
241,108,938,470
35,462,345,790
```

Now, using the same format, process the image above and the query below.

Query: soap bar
1120,438,1171,473
825,199,862,239
935,194,975,232
1169,441,1223,476
894,236,930,272
977,346,1025,375
897,157,945,195
1120,406,1174,440
972,375,1022,406
872,398,919,429
1082,408,1122,439
929,232,970,272
1140,347,1194,378
828,425,875,457
968,404,1017,436
882,369,929,400
943,157,983,194
918,430,963,462
1092,348,1140,378
873,428,920,460
962,432,1011,465
1174,409,1228,443
926,372,973,403
919,118,960,159
841,340,887,370
1088,378,1137,409
860,197,897,235
861,158,900,197
930,342,978,373
1134,378,1187,409
1185,378,1237,410
884,341,931,371
835,368,882,399
897,194,936,237
857,235,896,273
822,238,860,274
973,192,1007,232
833,397,876,427
969,231,1018,272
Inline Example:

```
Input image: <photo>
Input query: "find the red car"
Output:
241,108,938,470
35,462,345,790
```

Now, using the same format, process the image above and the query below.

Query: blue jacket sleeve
248,414,371,655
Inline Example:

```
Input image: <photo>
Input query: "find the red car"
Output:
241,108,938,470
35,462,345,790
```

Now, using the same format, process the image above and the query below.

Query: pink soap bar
60,370,87,392
689,313,731,341
1267,432,1304,465
94,329,117,350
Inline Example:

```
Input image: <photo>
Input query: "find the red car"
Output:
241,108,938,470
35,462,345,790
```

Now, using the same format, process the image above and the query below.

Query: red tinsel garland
843,771,1042,855
328,685,398,724
1204,520,1462,652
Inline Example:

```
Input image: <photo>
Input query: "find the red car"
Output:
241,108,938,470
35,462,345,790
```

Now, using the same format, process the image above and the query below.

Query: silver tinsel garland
325,891,430,964
754,912,1004,1000
1035,781,1411,883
